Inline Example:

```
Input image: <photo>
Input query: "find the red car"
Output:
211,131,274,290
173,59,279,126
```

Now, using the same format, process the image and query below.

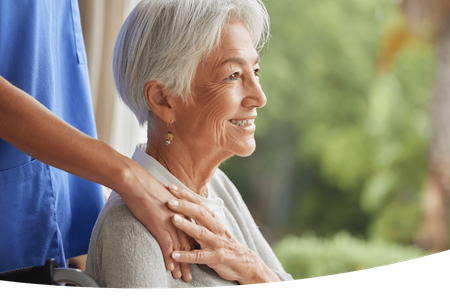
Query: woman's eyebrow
219,55,260,67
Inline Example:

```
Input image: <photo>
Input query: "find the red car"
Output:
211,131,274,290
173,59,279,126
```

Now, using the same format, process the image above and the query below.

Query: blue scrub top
0,0,104,272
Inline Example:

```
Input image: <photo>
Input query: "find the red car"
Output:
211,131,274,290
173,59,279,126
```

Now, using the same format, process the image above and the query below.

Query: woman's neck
146,136,231,197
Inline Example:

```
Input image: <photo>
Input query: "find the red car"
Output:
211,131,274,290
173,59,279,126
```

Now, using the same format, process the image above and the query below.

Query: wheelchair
0,259,101,287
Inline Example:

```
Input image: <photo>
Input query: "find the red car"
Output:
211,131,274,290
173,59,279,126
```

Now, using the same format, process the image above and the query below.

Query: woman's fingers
172,249,216,265
171,214,221,247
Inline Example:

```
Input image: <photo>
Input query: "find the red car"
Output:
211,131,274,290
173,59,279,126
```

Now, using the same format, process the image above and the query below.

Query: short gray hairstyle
112,0,270,126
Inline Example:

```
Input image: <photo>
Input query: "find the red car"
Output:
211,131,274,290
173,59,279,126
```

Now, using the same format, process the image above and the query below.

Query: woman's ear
144,81,177,123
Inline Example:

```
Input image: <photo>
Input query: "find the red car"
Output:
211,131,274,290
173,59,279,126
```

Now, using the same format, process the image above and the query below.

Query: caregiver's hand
115,165,195,282
166,185,281,285
0,76,192,282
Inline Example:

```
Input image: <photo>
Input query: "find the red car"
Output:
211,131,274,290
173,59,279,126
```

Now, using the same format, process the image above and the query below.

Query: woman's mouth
229,119,255,127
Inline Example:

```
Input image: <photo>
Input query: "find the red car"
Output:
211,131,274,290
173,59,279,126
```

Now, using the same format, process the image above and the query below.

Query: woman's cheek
202,85,234,146
195,81,237,148
203,102,229,148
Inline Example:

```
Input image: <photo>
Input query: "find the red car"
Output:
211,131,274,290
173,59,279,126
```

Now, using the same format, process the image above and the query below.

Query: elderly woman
85,0,292,288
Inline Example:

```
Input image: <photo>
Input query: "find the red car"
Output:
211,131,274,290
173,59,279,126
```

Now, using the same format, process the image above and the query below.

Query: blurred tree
399,0,450,252
221,0,435,246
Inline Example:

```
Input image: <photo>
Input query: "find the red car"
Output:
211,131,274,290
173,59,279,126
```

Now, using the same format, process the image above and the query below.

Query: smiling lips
229,119,255,126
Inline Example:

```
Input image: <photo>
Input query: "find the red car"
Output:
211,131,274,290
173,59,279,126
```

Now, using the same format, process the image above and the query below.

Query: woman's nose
242,76,267,108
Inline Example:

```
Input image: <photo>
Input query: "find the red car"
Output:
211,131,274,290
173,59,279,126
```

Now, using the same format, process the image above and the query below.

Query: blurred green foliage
220,0,435,245
273,231,429,279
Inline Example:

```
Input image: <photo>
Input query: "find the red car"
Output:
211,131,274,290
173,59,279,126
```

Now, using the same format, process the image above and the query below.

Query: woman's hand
166,185,281,285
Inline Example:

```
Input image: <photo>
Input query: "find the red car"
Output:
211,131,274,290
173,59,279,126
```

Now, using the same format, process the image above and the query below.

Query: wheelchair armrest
53,267,101,287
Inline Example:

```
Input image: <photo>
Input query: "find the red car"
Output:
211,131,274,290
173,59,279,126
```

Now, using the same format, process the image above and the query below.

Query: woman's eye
225,72,239,81
224,69,259,81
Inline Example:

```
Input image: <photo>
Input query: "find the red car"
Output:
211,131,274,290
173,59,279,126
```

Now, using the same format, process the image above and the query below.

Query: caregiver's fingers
168,199,225,235
168,199,211,222
167,183,201,204
177,229,193,282
153,227,182,278
167,183,215,217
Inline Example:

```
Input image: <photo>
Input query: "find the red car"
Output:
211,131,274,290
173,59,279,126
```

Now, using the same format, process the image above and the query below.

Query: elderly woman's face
174,20,266,159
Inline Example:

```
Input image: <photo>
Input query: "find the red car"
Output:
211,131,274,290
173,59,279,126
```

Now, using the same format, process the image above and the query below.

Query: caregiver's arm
0,76,189,281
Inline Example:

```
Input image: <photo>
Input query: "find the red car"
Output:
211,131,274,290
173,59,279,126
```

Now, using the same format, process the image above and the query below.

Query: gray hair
112,0,270,126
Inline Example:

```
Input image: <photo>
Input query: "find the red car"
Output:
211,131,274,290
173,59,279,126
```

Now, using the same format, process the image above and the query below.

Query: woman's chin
232,138,257,157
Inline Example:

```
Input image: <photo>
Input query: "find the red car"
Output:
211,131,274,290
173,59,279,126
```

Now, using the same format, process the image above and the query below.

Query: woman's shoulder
210,167,238,188
86,192,169,287
89,192,162,264
209,168,245,208
87,191,239,288
91,192,141,236
94,192,156,244
101,192,136,223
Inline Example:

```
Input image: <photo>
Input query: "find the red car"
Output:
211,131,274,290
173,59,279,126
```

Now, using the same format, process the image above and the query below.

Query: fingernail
169,199,179,206
172,252,181,259
176,271,181,278
187,273,192,281
168,183,178,191
174,214,183,223
169,263,174,271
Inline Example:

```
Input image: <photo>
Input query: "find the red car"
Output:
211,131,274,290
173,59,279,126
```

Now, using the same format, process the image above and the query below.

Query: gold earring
165,123,173,145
